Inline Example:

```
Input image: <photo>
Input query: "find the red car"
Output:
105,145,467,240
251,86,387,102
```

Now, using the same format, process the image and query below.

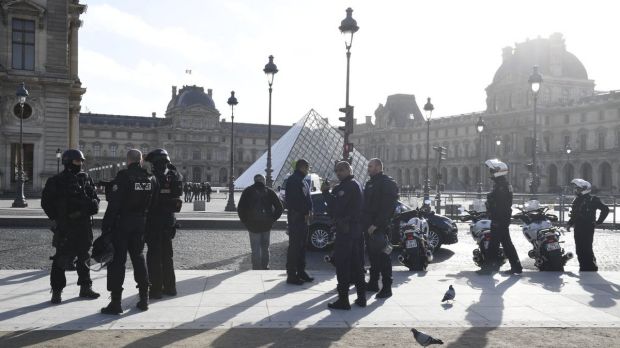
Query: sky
79,0,620,126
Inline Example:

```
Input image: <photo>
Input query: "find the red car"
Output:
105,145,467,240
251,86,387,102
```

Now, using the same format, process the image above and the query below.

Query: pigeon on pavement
411,328,444,346
441,285,455,303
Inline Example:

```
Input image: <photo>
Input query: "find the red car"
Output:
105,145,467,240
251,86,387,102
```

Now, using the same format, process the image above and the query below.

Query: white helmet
570,178,591,195
485,158,508,177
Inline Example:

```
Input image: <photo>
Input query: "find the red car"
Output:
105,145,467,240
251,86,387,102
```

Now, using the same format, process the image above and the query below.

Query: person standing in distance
238,174,283,270
144,149,183,299
567,179,609,272
362,158,398,299
101,149,158,314
41,149,100,304
284,159,314,285
484,159,522,275
322,161,366,309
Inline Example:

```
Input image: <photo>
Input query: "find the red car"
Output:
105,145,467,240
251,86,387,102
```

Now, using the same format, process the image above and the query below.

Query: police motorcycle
512,200,573,271
459,199,507,269
392,203,434,271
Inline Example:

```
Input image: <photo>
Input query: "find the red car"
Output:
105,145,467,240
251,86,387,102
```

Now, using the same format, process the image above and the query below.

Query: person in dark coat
568,179,610,272
238,174,283,270
206,182,213,202
362,158,398,299
284,159,314,285
322,161,366,310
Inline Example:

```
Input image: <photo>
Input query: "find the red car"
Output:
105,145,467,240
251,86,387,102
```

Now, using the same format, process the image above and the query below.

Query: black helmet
61,149,85,166
145,148,170,164
87,235,114,271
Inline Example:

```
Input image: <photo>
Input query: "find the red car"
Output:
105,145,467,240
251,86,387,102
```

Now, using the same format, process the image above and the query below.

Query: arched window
599,162,612,190
580,162,592,182
547,164,558,191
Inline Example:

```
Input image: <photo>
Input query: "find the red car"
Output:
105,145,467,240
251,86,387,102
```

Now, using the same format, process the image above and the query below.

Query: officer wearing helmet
483,159,522,275
41,149,101,304
567,178,609,271
101,149,158,315
144,148,183,298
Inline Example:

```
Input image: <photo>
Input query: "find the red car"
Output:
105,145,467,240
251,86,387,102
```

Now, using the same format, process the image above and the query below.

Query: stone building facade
0,0,85,194
352,34,620,194
79,85,289,186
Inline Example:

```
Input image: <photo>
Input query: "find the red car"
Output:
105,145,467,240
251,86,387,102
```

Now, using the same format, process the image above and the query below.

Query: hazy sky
79,0,620,126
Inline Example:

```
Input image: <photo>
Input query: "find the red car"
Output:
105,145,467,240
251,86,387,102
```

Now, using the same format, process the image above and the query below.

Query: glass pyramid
235,109,370,188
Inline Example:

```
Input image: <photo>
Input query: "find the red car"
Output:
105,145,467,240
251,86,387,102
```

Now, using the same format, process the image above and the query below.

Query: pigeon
411,328,444,346
441,285,455,303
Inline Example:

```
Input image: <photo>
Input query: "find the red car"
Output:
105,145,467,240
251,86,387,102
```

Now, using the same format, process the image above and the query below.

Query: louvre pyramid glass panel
235,109,369,188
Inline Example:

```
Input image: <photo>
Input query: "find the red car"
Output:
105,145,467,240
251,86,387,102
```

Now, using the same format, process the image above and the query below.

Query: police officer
484,159,522,275
567,179,609,272
144,149,183,298
284,159,314,285
101,149,158,314
322,161,366,309
41,149,100,304
362,158,398,299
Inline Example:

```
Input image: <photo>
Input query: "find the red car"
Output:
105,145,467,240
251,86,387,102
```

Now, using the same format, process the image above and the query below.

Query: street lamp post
495,137,502,156
263,55,278,188
476,116,485,198
56,148,62,174
339,7,359,162
528,66,543,198
12,82,29,208
422,98,434,206
565,145,572,188
433,146,446,214
225,91,238,212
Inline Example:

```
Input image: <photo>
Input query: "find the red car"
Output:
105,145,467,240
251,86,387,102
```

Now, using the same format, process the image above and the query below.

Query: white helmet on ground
570,178,591,195
485,158,509,177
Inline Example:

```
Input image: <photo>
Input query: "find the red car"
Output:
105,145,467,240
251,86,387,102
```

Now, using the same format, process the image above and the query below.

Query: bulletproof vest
63,171,95,214
123,168,155,215
155,168,183,213
572,194,597,223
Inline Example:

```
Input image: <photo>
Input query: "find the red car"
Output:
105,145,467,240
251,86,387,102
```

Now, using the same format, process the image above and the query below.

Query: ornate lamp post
225,91,238,212
528,66,543,197
12,82,29,208
263,55,278,188
56,148,62,174
422,97,434,205
495,137,502,156
565,145,572,186
560,144,573,222
339,7,359,161
476,116,485,198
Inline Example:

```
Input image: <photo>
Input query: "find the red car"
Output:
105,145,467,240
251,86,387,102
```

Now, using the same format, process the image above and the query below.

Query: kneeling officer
321,161,366,310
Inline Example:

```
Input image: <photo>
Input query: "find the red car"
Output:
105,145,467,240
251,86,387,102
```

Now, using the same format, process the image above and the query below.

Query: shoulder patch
112,184,118,192
338,190,345,197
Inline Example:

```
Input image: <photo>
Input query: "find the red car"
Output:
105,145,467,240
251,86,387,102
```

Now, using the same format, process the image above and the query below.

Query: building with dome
77,85,289,186
352,34,620,194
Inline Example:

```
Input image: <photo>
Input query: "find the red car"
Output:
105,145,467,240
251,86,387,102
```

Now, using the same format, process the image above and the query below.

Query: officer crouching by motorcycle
41,149,100,304
321,161,366,310
567,179,609,272
144,149,183,298
483,159,522,275
101,149,158,314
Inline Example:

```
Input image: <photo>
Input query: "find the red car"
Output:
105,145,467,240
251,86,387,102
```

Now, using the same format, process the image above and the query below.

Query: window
544,136,550,152
598,133,606,150
580,113,586,122
599,110,605,121
580,133,587,151
110,144,117,157
94,145,101,157
564,114,570,124
12,18,35,70
192,151,201,160
564,135,570,147
544,116,550,125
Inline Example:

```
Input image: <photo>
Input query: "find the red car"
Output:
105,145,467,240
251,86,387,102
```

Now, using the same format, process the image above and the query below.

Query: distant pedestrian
206,182,212,202
238,174,283,270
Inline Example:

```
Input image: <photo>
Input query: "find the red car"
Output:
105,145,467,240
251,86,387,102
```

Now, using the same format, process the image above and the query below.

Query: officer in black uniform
362,158,398,299
322,161,366,310
284,159,314,285
144,149,183,299
484,159,522,275
567,179,609,272
101,149,158,314
41,149,100,304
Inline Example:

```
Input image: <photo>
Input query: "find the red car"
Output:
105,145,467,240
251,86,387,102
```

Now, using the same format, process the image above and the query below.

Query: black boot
136,287,149,311
328,288,351,310
354,284,367,307
149,288,162,300
376,283,392,299
101,291,123,315
51,289,62,304
298,271,314,282
79,285,100,299
286,274,304,285
366,276,379,292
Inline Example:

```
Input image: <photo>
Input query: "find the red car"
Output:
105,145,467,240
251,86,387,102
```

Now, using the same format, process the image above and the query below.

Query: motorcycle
513,200,573,271
393,210,433,271
459,200,507,269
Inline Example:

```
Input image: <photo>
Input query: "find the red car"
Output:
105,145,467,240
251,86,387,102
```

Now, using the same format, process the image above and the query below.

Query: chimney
502,46,513,62
207,89,213,98
365,116,373,125
172,85,177,98
151,112,156,118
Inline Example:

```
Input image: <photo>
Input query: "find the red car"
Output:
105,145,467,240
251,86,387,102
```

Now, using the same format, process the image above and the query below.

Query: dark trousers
107,216,149,293
286,215,307,277
146,223,176,292
206,194,211,202
366,230,392,286
489,223,521,269
50,228,93,290
335,232,365,292
574,223,597,271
